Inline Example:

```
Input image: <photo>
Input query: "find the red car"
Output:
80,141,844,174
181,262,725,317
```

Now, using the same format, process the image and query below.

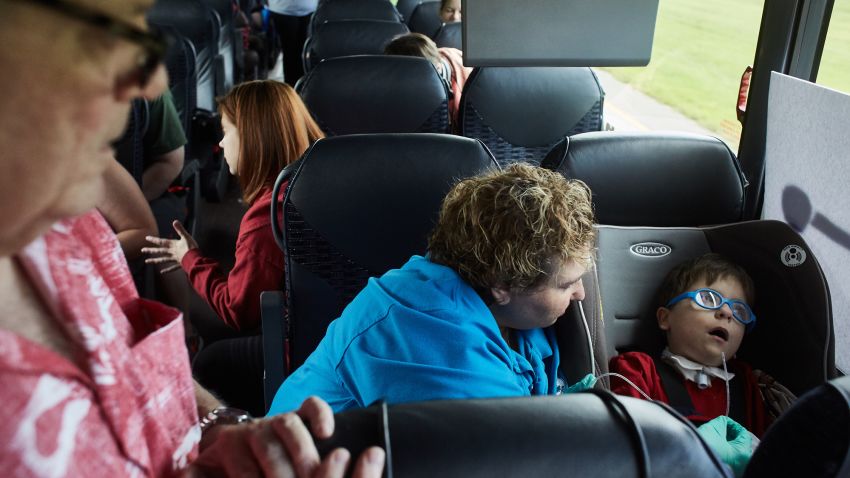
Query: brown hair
384,33,441,65
218,80,324,204
657,253,755,306
429,163,596,292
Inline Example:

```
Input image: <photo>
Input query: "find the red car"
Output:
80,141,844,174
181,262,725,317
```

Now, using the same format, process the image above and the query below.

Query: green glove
563,373,597,394
697,416,758,477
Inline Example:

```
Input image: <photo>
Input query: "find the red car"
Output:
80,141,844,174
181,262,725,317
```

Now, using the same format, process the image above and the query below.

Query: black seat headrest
408,0,442,37
317,395,732,478
542,131,746,226
459,67,604,166
312,0,402,30
434,21,462,49
303,20,410,72
299,55,449,135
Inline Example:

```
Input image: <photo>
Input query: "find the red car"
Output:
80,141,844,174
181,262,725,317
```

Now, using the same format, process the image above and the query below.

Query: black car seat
310,0,402,35
408,0,442,38
298,55,450,135
302,19,410,73
434,21,462,49
261,133,498,409
459,67,604,166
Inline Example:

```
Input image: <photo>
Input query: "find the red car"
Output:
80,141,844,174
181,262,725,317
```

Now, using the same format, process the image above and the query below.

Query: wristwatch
199,407,253,433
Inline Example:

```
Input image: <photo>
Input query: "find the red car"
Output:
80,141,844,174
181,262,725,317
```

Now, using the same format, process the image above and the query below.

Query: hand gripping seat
577,221,835,397
434,21,462,49
540,131,746,227
302,20,410,73
408,0,442,38
310,0,403,35
744,375,850,478
261,134,498,409
298,55,450,135
459,67,604,167
313,395,733,478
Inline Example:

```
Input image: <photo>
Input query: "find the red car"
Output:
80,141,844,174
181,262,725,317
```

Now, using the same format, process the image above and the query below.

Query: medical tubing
721,352,730,417
578,301,596,376
595,372,654,401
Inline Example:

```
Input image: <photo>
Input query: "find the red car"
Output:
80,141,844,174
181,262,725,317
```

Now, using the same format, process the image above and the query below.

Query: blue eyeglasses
666,288,757,329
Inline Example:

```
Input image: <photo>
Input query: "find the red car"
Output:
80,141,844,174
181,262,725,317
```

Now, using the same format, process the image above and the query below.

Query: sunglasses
666,288,757,330
14,0,169,89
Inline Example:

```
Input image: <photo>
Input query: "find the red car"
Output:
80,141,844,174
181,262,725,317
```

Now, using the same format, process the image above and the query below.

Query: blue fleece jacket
268,255,561,414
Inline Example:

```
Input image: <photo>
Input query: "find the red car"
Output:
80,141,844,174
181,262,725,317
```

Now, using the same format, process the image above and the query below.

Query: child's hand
697,416,759,477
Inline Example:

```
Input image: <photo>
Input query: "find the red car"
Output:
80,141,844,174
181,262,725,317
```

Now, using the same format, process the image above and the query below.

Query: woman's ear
490,286,511,306
657,307,671,331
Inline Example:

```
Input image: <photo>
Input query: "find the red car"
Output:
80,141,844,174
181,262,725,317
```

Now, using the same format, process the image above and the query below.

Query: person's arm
188,396,386,478
141,146,184,201
97,159,159,261
608,352,658,400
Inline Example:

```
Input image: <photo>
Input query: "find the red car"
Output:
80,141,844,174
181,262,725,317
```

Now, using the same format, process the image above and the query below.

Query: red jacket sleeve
608,352,668,402
181,187,284,330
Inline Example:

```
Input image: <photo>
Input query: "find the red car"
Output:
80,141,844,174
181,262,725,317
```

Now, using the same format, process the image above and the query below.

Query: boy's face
657,275,747,367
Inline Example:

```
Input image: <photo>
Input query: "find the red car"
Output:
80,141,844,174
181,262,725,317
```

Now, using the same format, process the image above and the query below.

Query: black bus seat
459,67,604,167
568,221,835,400
298,55,450,135
541,131,746,227
302,19,410,73
744,375,850,478
310,0,403,36
261,133,498,411
315,394,733,478
200,0,238,93
434,21,462,49
408,0,441,38
396,0,424,24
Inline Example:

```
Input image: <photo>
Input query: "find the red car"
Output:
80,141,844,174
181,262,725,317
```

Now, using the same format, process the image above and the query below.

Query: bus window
598,0,765,153
816,1,850,94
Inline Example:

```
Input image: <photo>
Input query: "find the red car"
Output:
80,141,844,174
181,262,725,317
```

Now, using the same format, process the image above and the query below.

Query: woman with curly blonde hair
269,163,596,414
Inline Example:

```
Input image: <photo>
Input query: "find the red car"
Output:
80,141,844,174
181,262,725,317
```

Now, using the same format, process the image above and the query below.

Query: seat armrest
261,290,287,413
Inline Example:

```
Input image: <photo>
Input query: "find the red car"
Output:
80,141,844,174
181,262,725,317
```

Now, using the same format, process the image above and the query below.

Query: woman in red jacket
144,80,323,413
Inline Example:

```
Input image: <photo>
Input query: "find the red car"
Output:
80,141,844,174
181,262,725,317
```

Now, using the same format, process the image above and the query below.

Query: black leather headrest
408,0,442,37
434,21,462,49
148,0,215,50
312,0,402,28
303,20,410,72
459,67,604,147
299,55,449,135
542,131,746,226
200,0,235,26
316,395,731,478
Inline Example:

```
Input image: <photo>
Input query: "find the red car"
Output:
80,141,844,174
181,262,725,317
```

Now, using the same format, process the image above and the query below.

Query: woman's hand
143,220,199,273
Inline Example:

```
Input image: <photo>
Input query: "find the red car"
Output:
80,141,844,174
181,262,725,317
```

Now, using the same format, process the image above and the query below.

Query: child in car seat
608,253,771,438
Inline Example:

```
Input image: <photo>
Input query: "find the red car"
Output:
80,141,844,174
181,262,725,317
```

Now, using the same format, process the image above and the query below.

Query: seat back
113,99,150,186
585,221,834,396
459,67,604,166
298,55,450,135
318,395,733,478
200,0,237,93
148,0,219,111
434,21,462,49
396,0,423,23
541,131,746,227
311,0,402,34
744,375,850,478
302,20,410,72
408,0,442,37
274,134,498,376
